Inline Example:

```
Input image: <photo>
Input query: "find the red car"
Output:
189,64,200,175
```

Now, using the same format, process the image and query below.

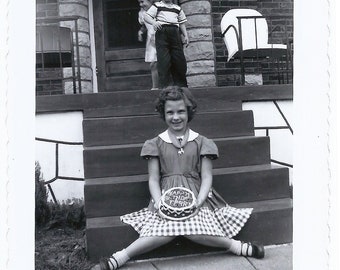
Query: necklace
177,137,184,155
167,129,188,156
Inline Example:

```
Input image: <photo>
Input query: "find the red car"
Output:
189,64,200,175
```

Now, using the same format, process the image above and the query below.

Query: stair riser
83,111,254,147
106,59,150,77
105,75,152,91
85,167,289,218
85,207,292,261
83,101,242,119
84,137,271,178
236,207,293,244
81,88,248,118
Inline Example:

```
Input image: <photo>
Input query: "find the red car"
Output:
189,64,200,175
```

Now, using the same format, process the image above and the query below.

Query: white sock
108,249,130,270
229,239,242,255
229,240,253,256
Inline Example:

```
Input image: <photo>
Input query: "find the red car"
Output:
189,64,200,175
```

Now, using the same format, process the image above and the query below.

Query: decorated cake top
161,187,196,210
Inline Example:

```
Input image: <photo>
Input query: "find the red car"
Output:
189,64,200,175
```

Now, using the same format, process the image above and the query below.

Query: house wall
36,0,93,94
36,0,293,92
36,112,84,202
35,99,293,201
211,0,294,86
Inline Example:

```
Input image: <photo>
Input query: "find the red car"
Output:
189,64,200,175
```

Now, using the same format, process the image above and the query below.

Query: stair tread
87,198,292,229
85,164,287,186
84,135,267,151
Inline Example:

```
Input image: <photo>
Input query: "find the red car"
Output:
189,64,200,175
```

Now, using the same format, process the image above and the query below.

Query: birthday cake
159,187,197,221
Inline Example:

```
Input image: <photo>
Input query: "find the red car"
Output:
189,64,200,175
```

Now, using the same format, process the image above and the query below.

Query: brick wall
36,68,63,96
211,0,293,86
36,0,59,19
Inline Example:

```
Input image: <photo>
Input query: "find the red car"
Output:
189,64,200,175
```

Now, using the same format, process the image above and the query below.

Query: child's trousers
155,25,188,88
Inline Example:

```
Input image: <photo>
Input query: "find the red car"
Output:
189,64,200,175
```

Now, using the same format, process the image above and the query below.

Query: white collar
159,129,199,143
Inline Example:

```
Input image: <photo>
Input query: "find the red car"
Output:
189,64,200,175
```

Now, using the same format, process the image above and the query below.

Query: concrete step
83,111,255,147
82,89,244,118
36,85,292,114
84,164,290,218
85,198,293,261
105,49,149,74
83,136,271,178
83,100,242,119
105,74,153,91
105,48,145,61
106,58,151,77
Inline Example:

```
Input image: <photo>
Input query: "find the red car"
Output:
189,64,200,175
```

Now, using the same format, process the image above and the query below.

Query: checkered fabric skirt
121,206,253,238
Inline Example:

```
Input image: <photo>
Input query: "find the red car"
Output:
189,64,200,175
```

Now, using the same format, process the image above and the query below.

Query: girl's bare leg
150,62,159,89
125,235,176,258
184,235,232,249
184,235,264,258
92,236,176,270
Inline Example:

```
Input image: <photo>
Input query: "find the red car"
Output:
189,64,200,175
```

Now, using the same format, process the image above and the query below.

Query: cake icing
159,187,197,220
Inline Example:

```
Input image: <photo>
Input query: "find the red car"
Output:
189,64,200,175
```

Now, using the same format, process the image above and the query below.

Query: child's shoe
229,240,265,259
90,256,119,270
245,242,265,259
101,256,118,270
91,249,129,270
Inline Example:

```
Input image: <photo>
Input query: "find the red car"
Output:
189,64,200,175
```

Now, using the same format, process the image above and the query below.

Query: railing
36,137,84,204
36,16,82,94
252,100,293,168
222,14,293,85
238,15,293,85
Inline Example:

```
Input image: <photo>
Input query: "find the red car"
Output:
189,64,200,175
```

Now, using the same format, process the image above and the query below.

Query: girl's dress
121,129,252,238
139,9,157,63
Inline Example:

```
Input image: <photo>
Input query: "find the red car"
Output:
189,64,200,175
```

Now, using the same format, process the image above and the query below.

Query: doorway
93,0,151,91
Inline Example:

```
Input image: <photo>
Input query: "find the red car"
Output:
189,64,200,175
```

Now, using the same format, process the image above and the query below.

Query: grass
35,226,93,270
35,162,93,269
34,199,92,269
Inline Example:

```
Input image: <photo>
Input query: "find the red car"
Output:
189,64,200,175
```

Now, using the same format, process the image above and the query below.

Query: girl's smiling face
164,99,188,136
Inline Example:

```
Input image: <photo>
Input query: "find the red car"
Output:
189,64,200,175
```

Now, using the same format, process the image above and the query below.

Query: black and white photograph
0,0,339,269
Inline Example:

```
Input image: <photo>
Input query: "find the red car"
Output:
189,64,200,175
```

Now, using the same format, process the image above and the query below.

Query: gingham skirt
121,205,252,238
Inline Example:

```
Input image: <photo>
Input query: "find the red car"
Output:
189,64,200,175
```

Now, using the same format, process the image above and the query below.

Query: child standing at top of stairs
90,86,265,270
143,0,189,88
137,0,159,90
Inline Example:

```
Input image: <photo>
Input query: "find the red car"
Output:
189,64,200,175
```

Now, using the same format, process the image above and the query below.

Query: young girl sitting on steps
91,86,264,270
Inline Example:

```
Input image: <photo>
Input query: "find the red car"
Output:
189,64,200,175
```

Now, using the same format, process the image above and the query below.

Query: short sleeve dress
138,9,157,63
121,129,252,238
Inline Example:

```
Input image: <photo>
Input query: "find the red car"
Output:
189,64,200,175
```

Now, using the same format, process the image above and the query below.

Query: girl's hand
153,198,161,210
153,21,162,31
138,30,144,42
195,197,204,209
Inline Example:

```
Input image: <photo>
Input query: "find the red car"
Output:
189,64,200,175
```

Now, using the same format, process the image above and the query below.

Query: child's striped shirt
146,1,187,26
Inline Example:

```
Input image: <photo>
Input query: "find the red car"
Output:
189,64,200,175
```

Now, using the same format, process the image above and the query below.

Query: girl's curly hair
155,86,197,122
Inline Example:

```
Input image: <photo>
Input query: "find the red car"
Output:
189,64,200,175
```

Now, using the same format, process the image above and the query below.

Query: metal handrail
36,16,82,94
36,137,84,204
253,99,293,168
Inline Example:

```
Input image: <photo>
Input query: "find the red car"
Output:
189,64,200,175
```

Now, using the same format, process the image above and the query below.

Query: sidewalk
120,244,292,270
